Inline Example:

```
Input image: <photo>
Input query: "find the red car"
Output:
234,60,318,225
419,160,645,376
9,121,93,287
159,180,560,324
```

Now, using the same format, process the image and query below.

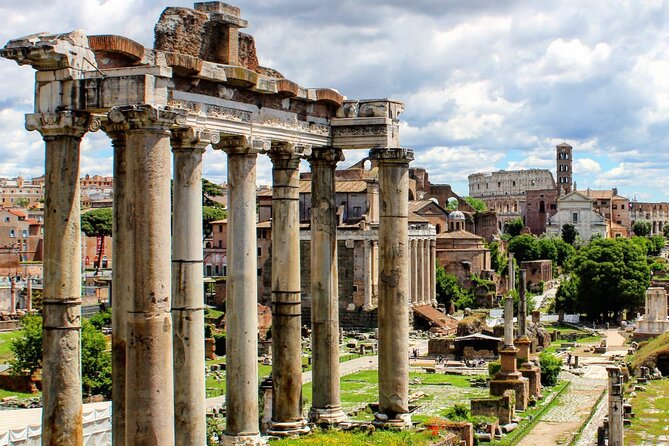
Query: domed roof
449,210,465,220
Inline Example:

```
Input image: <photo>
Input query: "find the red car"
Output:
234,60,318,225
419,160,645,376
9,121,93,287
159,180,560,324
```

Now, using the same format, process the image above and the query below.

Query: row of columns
409,238,436,307
29,104,414,445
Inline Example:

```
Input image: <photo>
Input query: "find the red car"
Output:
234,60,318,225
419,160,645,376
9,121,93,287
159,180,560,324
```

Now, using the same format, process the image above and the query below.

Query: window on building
353,206,361,217
539,201,545,213
572,212,578,223
512,181,516,186
498,182,501,187
621,204,625,210
612,204,617,209
551,204,556,210
218,240,223,248
9,229,15,238
3,217,8,222
214,265,220,275
257,268,262,276
257,246,261,256
218,225,223,232
21,229,27,238
223,265,227,276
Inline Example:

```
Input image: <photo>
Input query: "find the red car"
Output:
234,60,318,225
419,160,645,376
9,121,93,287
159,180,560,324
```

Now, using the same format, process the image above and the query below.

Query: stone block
490,375,529,411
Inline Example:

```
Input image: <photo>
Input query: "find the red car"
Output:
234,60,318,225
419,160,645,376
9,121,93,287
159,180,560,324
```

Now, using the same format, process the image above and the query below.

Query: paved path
517,329,627,446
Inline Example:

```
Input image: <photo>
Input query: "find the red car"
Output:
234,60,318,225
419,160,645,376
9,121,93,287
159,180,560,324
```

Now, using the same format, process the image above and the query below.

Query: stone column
371,240,379,307
26,278,32,312
267,142,309,435
171,127,218,445
417,239,425,305
430,239,437,306
26,110,90,445
101,119,130,446
518,269,527,338
308,147,347,425
363,239,373,311
10,279,16,314
422,239,430,306
607,366,624,446
214,135,267,444
504,295,514,348
410,239,418,306
108,105,184,446
370,147,413,427
508,252,515,291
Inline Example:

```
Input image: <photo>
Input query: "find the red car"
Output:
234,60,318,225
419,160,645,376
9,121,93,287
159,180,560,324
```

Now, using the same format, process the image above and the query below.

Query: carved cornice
107,105,188,131
368,147,414,164
213,135,270,156
25,111,91,139
307,147,345,166
171,126,221,151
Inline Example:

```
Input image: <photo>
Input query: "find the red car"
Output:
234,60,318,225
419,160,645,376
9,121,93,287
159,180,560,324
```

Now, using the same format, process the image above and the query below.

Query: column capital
269,141,310,169
171,126,220,151
213,135,269,156
308,147,344,165
368,147,414,164
25,111,91,139
108,105,188,131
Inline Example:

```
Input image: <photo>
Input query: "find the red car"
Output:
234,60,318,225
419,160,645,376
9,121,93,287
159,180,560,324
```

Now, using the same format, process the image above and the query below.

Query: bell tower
556,142,573,195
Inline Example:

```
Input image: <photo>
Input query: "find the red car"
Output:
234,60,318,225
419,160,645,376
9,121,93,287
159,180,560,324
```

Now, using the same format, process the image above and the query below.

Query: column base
220,433,266,445
372,412,412,430
431,300,438,307
266,419,310,437
362,303,374,311
309,406,348,425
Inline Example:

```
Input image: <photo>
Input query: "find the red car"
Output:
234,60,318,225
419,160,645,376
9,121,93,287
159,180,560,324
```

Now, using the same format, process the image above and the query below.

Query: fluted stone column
518,269,527,338
26,278,32,312
410,239,418,306
268,142,309,435
422,239,430,306
363,240,373,311
26,111,89,446
371,147,413,427
430,239,437,306
101,119,130,446
214,135,267,444
308,147,347,425
371,240,379,307
171,127,218,445
416,239,427,305
508,252,515,291
108,105,184,446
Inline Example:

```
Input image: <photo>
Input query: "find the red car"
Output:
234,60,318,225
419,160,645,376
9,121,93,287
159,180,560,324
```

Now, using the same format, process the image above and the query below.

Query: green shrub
442,403,471,422
539,351,562,386
488,361,501,377
88,308,111,330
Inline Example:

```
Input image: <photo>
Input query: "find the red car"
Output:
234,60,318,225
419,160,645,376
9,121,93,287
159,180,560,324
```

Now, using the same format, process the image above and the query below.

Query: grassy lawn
0,388,38,399
270,428,438,445
205,362,273,397
626,378,669,444
0,330,21,363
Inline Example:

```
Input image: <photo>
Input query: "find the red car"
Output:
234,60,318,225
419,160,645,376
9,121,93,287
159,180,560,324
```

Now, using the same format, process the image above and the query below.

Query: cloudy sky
2,0,669,201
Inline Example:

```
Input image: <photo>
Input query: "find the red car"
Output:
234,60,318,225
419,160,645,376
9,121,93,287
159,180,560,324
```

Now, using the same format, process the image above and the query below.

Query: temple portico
1,2,414,443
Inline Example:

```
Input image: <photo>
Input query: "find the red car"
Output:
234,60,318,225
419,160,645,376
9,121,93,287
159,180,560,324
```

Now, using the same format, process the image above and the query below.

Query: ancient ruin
634,287,669,339
0,2,412,444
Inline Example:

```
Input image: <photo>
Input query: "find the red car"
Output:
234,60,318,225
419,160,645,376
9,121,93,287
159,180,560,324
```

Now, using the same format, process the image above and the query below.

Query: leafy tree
663,223,669,239
555,274,579,313
464,196,487,212
508,234,540,263
81,208,113,270
488,241,506,274
649,235,665,256
202,178,226,207
89,308,112,330
14,198,30,208
569,238,650,321
537,238,558,264
446,198,458,211
435,263,467,310
633,220,652,237
561,223,578,245
10,315,112,398
504,218,524,237
554,238,576,268
630,236,651,256
539,352,562,386
9,314,43,376
81,319,112,398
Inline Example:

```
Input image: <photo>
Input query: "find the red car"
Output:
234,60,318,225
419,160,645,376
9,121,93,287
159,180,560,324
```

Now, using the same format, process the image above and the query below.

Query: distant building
546,191,607,241
584,188,630,237
0,208,43,275
0,176,44,209
630,201,669,236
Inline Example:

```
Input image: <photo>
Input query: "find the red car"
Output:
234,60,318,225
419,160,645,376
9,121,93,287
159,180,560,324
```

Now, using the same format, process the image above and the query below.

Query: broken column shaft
607,366,624,446
308,147,347,425
372,147,413,427
268,142,309,435
27,111,89,446
171,127,216,446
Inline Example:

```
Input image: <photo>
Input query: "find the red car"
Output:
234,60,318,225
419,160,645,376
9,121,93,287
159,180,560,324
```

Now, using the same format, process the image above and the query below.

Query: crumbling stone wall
471,390,515,424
